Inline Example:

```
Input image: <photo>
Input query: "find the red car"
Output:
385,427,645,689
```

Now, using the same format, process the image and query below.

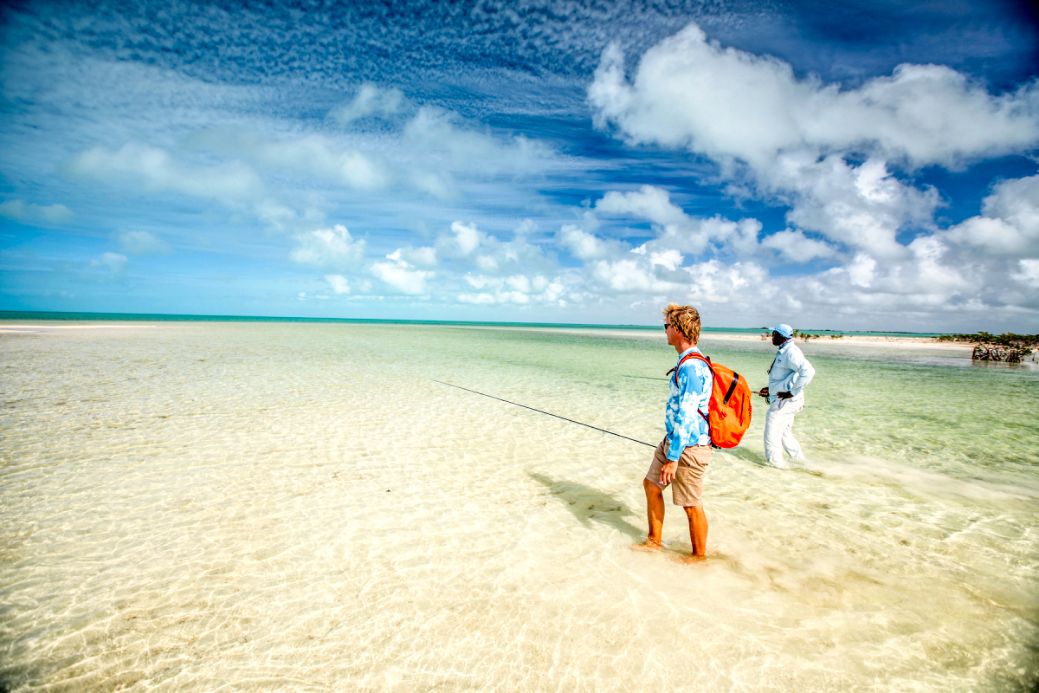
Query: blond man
637,304,714,560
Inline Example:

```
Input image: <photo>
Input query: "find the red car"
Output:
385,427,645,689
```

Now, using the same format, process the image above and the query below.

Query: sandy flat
484,325,977,353
0,321,977,354
701,332,974,352
0,324,162,332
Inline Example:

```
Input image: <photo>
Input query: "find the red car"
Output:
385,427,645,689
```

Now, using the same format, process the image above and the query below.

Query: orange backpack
672,352,753,448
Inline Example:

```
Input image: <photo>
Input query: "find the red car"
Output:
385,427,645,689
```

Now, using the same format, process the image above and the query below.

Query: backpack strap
667,351,710,382
667,351,712,422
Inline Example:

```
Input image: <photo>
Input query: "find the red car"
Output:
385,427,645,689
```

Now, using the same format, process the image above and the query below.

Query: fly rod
432,379,654,448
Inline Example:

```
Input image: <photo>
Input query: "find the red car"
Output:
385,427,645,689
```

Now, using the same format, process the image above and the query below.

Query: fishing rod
432,379,655,448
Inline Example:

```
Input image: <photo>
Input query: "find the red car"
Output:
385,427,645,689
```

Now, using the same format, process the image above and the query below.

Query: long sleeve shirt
665,347,713,460
767,341,815,404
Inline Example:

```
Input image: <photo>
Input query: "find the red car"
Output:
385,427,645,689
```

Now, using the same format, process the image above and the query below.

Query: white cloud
403,107,551,177
845,253,877,288
945,174,1039,255
589,23,1039,169
325,274,351,295
458,272,568,306
223,134,390,192
515,218,536,236
391,246,438,267
774,154,938,258
592,258,678,293
649,248,683,271
0,199,72,224
291,224,365,268
117,230,169,255
1012,259,1039,285
597,186,688,226
71,143,264,202
331,84,405,126
593,186,762,257
558,224,617,260
761,229,836,263
449,221,481,256
682,259,771,305
587,23,1035,268
370,251,433,295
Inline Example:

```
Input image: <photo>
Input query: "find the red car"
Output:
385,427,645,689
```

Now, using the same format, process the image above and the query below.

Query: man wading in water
636,304,714,561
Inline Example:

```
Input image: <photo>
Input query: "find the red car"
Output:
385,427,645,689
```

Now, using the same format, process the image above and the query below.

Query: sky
1,0,1038,331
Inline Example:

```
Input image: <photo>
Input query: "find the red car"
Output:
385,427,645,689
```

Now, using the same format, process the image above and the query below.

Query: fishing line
432,379,655,448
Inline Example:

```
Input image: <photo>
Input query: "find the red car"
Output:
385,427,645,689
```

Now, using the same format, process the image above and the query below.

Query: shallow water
1,322,1037,690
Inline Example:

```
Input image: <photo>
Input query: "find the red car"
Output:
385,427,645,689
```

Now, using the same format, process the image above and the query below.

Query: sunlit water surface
1,322,1037,690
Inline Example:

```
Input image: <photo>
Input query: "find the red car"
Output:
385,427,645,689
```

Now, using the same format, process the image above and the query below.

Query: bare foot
673,553,708,564
631,540,663,552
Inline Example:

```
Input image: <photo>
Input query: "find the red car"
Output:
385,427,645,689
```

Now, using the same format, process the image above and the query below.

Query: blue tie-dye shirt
665,347,713,460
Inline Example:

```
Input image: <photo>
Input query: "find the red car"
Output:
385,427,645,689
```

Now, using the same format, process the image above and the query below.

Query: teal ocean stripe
0,310,944,338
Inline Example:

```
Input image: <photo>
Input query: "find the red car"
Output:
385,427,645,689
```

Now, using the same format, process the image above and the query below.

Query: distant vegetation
760,329,844,341
794,330,844,341
939,332,1038,363
937,332,1039,347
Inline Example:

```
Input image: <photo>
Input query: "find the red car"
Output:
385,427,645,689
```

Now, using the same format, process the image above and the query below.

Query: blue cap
770,323,794,339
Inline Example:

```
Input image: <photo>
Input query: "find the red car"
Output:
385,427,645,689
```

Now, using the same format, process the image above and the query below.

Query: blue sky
1,0,1037,331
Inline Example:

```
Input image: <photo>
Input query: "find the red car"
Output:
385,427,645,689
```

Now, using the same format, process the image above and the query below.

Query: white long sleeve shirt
767,340,815,404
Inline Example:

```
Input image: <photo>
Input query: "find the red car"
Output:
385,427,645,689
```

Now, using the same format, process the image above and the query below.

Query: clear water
1,322,1036,690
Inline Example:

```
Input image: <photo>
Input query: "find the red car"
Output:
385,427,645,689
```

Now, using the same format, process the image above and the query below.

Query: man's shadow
528,472,642,540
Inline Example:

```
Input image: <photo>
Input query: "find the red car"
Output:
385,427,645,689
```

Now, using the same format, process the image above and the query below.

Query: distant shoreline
1,318,972,353
699,332,972,352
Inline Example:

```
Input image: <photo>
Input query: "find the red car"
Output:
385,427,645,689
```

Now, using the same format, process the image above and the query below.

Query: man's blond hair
663,303,702,344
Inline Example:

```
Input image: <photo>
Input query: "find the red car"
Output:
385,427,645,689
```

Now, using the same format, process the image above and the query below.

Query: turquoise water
0,321,1035,689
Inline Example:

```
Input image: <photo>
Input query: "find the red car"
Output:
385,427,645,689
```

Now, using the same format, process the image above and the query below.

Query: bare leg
683,504,708,559
635,478,665,550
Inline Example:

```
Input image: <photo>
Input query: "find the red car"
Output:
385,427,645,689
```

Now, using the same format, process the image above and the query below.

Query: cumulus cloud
592,257,680,293
1012,259,1039,286
458,273,566,305
761,229,837,263
557,223,620,260
370,250,433,294
772,154,938,259
291,224,366,268
325,274,350,294
117,230,169,255
576,22,1039,328
589,23,1039,169
945,174,1039,256
0,199,72,224
447,221,481,256
588,23,1036,267
391,245,438,267
594,185,762,257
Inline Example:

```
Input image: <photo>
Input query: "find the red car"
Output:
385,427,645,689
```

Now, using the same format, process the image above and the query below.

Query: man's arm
785,348,815,397
664,361,710,462
661,364,702,483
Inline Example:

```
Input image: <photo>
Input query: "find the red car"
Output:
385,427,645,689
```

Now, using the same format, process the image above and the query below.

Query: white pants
764,397,806,468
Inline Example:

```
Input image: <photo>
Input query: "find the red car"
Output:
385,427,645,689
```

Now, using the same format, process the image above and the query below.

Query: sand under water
1,321,1036,690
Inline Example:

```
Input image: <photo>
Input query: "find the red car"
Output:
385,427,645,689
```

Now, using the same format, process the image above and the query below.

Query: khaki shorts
645,438,713,507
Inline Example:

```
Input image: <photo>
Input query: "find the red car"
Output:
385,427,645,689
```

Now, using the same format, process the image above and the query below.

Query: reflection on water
1,322,1036,690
